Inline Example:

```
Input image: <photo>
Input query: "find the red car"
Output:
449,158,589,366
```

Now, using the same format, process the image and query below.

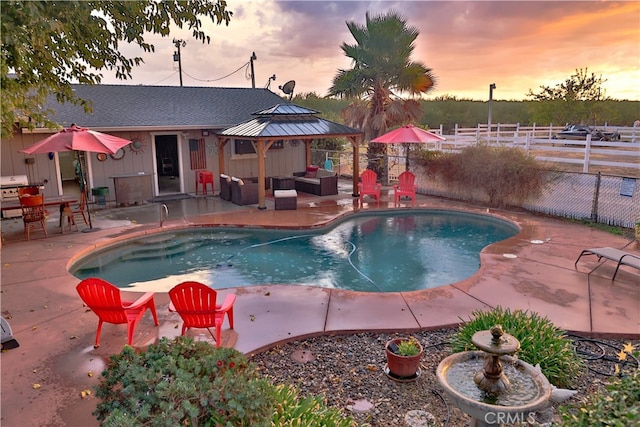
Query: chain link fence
312,149,639,228
519,172,638,228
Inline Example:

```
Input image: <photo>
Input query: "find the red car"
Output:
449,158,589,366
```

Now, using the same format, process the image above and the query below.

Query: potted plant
635,219,640,243
385,336,423,380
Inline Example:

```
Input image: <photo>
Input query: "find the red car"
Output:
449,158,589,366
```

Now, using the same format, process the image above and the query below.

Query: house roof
43,84,287,131
218,103,363,139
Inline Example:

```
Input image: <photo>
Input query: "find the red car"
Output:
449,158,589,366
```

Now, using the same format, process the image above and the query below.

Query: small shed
217,103,363,209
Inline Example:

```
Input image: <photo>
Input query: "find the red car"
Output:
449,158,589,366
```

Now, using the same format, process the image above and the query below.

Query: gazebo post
257,138,267,209
304,140,312,166
218,138,228,175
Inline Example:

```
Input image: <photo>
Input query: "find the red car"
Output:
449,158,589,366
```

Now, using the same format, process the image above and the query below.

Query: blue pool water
71,211,518,293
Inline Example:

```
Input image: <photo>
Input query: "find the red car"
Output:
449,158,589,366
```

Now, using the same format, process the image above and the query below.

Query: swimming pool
71,210,518,293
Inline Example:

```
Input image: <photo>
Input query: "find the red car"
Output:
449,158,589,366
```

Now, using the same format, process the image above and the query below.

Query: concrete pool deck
1,184,639,426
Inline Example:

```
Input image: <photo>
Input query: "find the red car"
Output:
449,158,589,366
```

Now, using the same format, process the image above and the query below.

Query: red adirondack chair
76,278,158,348
358,169,382,203
168,281,236,347
394,171,417,206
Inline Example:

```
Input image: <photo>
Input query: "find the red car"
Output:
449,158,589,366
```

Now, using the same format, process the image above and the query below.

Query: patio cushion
316,168,335,178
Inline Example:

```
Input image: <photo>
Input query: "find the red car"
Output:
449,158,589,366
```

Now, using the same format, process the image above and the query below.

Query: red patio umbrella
371,124,445,170
20,124,132,231
20,124,132,155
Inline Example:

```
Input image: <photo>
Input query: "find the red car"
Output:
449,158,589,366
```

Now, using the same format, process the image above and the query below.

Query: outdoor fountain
437,325,552,426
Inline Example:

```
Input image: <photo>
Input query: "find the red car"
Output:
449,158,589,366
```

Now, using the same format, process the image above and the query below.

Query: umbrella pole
78,151,100,233
405,144,410,171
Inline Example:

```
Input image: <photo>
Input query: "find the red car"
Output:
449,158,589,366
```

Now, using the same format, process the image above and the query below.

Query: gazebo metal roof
218,103,362,139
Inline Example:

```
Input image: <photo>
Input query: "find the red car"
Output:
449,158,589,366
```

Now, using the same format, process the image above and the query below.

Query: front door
154,135,180,195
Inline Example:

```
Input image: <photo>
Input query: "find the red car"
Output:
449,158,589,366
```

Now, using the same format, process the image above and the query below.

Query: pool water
71,211,518,293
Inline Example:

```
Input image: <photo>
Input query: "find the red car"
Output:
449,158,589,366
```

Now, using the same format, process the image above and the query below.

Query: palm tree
328,10,436,180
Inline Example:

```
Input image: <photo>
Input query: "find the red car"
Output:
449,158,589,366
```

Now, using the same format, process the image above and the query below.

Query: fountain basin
437,351,551,426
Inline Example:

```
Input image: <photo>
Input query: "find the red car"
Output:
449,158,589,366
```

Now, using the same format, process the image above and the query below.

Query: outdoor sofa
292,166,338,196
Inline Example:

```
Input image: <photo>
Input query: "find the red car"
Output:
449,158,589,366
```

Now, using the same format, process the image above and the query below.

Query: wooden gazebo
217,103,363,209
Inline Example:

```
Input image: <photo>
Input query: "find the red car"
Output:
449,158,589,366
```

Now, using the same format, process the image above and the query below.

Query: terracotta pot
385,338,423,378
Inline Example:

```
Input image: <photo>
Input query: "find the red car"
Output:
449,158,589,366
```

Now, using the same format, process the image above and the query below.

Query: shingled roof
44,84,287,130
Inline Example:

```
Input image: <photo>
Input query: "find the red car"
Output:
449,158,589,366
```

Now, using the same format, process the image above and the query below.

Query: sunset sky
100,1,640,101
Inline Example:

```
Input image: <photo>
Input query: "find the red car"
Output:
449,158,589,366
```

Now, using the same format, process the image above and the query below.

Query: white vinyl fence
431,124,640,174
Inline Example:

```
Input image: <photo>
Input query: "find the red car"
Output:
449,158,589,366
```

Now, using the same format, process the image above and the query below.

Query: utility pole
173,39,186,87
250,52,257,88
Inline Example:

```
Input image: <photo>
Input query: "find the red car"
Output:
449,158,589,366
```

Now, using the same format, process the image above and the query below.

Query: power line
150,71,179,86
181,61,251,83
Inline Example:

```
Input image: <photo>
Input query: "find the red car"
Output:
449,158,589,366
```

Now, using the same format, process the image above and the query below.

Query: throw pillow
304,165,319,178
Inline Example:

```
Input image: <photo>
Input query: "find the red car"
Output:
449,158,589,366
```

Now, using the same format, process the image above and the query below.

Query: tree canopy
1,0,232,138
526,68,614,125
328,11,436,179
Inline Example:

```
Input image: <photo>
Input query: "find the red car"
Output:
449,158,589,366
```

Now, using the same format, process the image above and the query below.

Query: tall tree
1,0,232,138
526,68,613,126
328,11,436,179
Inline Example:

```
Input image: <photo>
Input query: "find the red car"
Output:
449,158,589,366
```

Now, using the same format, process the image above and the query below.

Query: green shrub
271,384,357,427
450,306,584,388
93,337,276,426
421,144,550,208
558,367,640,426
94,337,357,426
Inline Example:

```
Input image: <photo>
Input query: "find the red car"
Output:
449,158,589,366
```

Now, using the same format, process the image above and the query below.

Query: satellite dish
279,80,295,99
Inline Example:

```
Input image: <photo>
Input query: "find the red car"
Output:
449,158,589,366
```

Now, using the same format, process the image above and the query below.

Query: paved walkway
1,187,638,426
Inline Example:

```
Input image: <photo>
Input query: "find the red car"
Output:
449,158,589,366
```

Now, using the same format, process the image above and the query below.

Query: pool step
77,235,212,268
121,236,211,261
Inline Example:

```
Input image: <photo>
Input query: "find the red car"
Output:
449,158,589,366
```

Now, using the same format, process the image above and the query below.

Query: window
234,139,256,155
232,139,284,157
270,140,284,149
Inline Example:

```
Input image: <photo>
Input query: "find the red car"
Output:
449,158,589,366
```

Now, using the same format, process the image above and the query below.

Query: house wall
221,139,306,180
2,131,60,197
2,129,307,201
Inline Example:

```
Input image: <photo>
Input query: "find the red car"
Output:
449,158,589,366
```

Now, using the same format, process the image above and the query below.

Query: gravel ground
251,328,639,426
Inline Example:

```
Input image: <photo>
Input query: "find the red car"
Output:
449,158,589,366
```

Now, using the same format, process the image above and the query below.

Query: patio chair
19,194,48,240
168,281,236,347
575,247,640,280
219,174,232,201
17,186,40,197
358,169,382,203
60,191,88,231
394,171,417,206
76,278,159,348
230,177,258,205
71,191,89,226
196,170,214,195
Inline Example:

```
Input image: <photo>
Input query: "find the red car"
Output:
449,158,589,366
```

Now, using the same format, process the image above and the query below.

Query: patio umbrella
371,124,445,170
20,124,132,231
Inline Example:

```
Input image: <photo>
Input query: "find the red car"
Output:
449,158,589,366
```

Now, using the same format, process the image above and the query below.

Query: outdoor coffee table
271,176,295,191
